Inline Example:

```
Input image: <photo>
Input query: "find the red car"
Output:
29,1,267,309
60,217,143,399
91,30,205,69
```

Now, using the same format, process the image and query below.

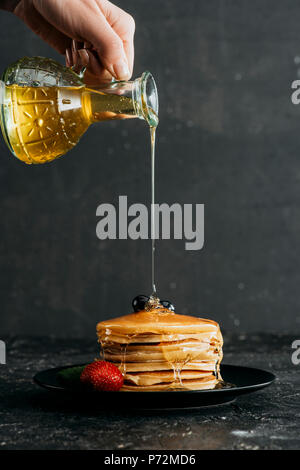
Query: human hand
11,0,135,83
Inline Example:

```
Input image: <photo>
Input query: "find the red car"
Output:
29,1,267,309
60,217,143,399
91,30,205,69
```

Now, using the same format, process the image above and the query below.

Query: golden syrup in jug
1,84,137,164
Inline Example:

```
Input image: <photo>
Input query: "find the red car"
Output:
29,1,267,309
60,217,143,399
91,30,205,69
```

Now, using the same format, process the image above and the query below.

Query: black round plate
33,364,276,410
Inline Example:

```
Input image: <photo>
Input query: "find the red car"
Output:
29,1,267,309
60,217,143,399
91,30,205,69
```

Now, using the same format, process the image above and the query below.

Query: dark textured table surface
0,333,299,450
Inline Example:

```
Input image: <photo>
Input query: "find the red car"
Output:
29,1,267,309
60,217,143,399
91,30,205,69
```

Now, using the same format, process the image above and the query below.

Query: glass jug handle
71,64,86,79
77,67,86,79
70,46,88,79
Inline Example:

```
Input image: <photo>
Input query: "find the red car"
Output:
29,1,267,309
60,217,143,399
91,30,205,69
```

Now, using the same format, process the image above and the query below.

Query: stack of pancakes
96,308,223,391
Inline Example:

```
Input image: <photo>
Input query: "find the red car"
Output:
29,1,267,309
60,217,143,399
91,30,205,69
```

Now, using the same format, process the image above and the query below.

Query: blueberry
132,295,149,312
160,300,175,312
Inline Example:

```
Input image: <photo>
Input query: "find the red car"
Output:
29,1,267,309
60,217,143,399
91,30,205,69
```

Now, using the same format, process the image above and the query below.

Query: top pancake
97,308,222,340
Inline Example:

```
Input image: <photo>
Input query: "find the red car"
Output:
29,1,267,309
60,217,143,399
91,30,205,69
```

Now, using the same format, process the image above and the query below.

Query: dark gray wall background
0,0,300,336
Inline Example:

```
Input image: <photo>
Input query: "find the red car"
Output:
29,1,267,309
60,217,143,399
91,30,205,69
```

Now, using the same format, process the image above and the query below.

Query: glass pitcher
0,56,158,164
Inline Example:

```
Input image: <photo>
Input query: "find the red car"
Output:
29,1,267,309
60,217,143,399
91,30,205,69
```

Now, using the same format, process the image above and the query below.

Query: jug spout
133,71,159,127
0,80,5,105
86,71,159,127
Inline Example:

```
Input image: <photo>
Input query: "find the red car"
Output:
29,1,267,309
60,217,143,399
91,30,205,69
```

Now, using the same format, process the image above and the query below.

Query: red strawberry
80,360,124,392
